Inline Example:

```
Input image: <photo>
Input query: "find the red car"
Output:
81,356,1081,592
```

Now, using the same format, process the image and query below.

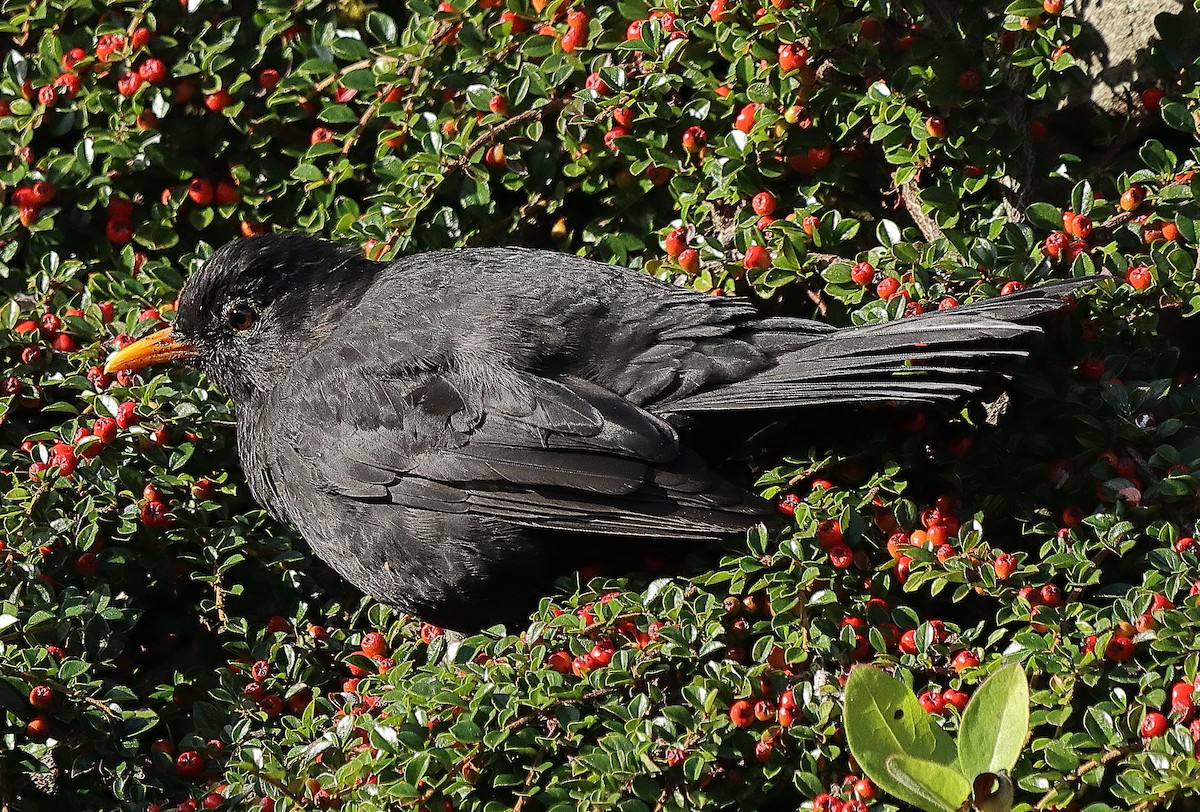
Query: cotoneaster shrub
1,1,1200,810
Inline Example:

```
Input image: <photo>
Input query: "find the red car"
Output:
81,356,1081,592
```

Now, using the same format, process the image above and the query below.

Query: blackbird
106,234,1085,630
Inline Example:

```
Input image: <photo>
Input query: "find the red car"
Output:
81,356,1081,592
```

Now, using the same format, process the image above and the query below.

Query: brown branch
1035,741,1143,809
1090,172,1193,241
511,744,547,812
212,572,229,628
245,765,307,806
0,662,119,719
311,57,398,94
997,57,1034,222
457,99,568,170
895,172,964,263
405,93,572,225
804,287,829,318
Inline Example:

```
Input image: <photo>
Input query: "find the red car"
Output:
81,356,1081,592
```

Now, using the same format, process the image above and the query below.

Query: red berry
1068,214,1093,239
258,69,281,91
1141,87,1165,111
751,192,777,217
850,261,874,286
571,653,595,677
361,631,388,657
678,248,699,274
681,125,707,154
560,25,587,52
603,125,628,152
1126,265,1152,290
546,650,571,673
28,685,54,709
1141,711,1168,738
103,219,132,244
942,688,969,712
776,493,800,516
115,401,139,428
140,500,172,529
204,88,231,111
899,629,919,655
175,750,205,779
1000,280,1025,295
918,689,945,714
30,181,55,205
130,26,153,50
743,245,771,270
1041,231,1069,261
828,544,854,568
664,227,688,258
777,43,808,73
1039,584,1063,607
62,47,86,71
815,519,843,548
734,103,757,133
875,277,900,300
1104,635,1134,662
753,698,777,722
1120,184,1147,212
74,552,100,576
925,116,947,138
26,716,50,742
188,178,215,206
138,58,169,85
729,699,755,727
310,126,334,145
952,650,980,672
214,180,240,205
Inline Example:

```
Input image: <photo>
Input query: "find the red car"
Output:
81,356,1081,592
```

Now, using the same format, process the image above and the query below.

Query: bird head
105,234,378,401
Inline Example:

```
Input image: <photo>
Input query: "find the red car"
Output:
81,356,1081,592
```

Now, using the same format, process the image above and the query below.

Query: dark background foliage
2,0,1200,809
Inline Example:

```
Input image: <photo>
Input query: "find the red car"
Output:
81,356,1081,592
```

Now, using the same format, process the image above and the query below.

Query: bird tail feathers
671,278,1091,411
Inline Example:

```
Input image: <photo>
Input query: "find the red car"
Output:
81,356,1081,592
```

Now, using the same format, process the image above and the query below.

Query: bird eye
227,303,257,332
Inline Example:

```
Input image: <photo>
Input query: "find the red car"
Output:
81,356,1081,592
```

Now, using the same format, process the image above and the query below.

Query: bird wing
265,346,766,540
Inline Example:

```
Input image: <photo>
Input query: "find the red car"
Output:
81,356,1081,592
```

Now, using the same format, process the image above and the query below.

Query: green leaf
1160,100,1195,134
886,754,972,812
1004,0,1045,15
1025,202,1062,231
844,666,958,811
957,663,1029,780
1139,139,1175,175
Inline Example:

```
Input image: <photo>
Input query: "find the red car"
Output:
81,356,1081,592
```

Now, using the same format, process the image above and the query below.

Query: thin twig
512,744,547,812
212,571,229,627
246,765,307,806
1035,741,1143,809
0,662,118,719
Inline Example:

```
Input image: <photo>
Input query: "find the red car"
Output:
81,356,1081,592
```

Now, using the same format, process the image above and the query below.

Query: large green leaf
957,664,1030,780
886,754,972,812
844,666,958,810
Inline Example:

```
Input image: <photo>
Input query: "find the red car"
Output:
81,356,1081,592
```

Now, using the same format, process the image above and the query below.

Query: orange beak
103,327,199,374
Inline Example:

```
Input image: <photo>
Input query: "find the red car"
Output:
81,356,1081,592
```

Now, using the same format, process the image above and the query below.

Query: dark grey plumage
165,234,1085,629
